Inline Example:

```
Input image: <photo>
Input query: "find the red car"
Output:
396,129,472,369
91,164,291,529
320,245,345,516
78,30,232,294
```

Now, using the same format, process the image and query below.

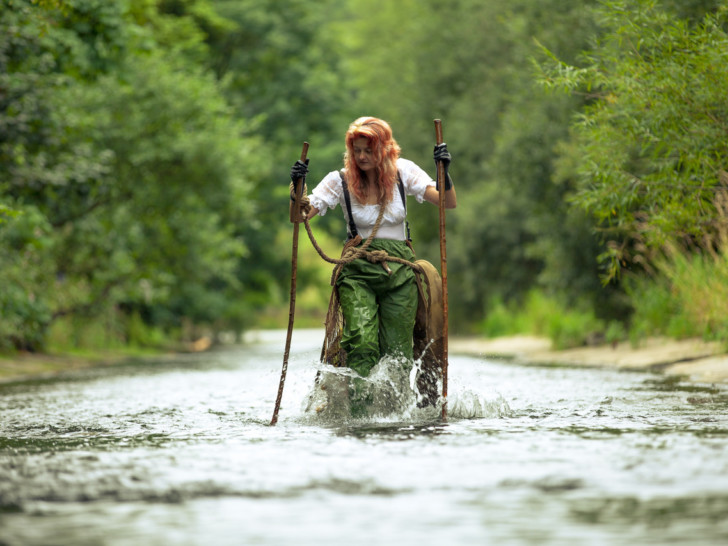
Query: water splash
301,356,426,423
300,354,511,423
301,366,353,421
447,389,512,419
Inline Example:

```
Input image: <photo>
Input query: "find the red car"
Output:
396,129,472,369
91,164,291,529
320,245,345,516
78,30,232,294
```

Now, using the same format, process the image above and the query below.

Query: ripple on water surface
1,339,728,545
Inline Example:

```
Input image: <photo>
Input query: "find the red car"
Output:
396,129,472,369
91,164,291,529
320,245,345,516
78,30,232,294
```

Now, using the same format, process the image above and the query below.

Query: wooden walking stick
270,141,309,426
434,119,449,420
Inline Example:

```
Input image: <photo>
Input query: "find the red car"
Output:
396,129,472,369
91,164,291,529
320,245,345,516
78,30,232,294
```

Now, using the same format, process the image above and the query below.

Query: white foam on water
299,353,511,424
446,388,512,419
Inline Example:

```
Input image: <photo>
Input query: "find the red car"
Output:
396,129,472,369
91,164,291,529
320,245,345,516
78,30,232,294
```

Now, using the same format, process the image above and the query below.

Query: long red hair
344,117,401,204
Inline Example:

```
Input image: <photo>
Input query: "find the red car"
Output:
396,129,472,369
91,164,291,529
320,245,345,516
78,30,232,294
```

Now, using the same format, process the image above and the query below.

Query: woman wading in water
290,117,456,412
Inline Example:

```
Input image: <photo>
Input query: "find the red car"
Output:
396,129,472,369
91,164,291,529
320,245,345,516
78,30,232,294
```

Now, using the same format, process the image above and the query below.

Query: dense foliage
1,0,261,349
541,0,728,279
2,0,726,351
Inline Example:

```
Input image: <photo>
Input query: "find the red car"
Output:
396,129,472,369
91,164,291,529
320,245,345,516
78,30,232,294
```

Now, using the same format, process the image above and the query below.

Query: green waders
336,238,418,378
336,238,418,417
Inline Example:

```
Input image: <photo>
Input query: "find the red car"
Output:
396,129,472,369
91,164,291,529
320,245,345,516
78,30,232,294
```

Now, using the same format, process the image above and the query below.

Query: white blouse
309,158,436,240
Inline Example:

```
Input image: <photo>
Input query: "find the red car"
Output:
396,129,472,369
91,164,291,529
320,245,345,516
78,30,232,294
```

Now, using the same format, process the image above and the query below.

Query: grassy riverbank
0,314,218,384
3,332,728,387
0,346,169,384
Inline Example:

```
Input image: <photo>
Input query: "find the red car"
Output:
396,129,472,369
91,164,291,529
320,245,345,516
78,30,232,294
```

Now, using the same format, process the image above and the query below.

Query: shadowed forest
2,0,728,355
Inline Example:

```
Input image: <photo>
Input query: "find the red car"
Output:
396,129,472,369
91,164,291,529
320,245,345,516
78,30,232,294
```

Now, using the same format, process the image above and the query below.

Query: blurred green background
2,0,727,355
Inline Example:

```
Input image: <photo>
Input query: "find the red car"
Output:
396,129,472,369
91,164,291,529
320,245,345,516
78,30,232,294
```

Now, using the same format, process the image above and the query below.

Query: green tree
0,0,264,349
539,0,728,280
1,0,130,349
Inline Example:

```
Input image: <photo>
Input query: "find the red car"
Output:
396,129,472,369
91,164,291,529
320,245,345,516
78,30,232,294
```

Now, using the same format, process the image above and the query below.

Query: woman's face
352,137,375,172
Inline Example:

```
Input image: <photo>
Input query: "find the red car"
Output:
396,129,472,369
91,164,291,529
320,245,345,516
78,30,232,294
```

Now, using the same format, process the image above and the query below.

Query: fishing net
412,259,444,406
320,280,347,367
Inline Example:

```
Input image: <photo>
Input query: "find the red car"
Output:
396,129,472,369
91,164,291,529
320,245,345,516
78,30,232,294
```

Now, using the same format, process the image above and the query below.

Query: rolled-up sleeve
398,158,435,203
309,171,343,216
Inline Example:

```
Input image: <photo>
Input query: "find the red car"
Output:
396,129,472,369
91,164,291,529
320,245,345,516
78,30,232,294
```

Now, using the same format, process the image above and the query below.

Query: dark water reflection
1,330,727,545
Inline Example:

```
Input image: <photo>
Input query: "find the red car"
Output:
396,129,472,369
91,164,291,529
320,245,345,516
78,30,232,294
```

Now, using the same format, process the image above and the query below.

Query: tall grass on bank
480,290,609,350
627,191,728,346
626,245,728,345
46,310,175,356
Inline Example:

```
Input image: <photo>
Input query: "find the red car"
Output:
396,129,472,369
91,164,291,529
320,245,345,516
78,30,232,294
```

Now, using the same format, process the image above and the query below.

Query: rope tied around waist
364,249,389,264
301,201,422,284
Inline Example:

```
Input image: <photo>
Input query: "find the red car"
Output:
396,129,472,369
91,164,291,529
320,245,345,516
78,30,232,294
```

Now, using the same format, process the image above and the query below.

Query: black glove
433,143,453,191
289,159,310,223
290,159,309,182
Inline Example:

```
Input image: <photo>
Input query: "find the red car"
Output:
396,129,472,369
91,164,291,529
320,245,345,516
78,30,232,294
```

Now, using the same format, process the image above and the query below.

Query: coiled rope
294,188,423,282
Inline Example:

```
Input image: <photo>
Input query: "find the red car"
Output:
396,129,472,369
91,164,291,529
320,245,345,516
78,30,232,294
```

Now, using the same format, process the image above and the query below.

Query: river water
1,329,727,545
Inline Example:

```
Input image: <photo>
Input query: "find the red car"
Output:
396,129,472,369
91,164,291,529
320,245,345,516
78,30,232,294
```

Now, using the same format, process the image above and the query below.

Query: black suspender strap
396,172,412,242
397,174,406,213
340,171,359,240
